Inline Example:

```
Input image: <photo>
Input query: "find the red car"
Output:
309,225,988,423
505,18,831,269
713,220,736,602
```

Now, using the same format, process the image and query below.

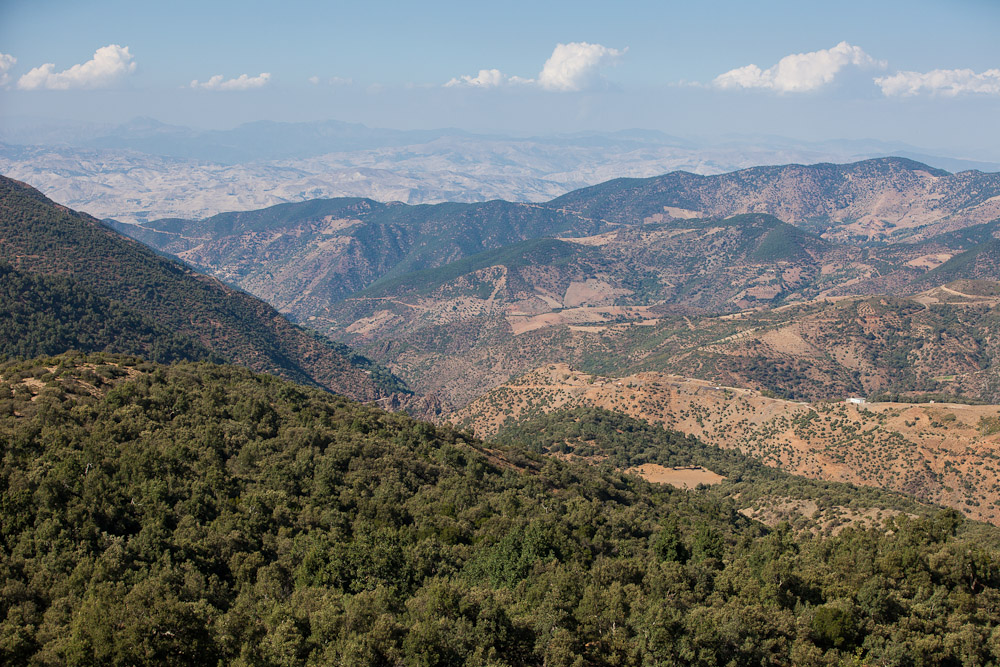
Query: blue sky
1,0,998,156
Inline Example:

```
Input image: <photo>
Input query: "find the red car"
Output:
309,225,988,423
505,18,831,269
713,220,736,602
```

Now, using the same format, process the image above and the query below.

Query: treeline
1,356,999,665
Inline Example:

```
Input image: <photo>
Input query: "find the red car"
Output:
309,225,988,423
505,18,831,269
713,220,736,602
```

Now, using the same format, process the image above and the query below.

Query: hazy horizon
2,0,998,159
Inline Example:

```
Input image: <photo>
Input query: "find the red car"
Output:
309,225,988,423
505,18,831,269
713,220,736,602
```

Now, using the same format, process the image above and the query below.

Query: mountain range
92,155,1000,527
5,117,1000,223
105,158,1000,406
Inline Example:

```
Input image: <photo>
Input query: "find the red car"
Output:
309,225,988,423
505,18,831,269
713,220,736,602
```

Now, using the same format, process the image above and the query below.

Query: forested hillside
0,262,213,364
1,355,998,665
0,177,403,400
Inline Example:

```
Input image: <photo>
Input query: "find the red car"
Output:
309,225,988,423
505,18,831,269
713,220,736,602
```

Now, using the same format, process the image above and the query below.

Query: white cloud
17,44,135,90
445,68,530,88
445,42,624,91
190,72,271,91
308,75,320,85
875,68,1000,97
0,53,16,86
537,42,625,91
714,41,882,93
446,68,506,88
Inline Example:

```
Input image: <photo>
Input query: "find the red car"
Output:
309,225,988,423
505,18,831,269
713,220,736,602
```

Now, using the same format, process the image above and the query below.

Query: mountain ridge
549,157,1000,242
0,176,404,400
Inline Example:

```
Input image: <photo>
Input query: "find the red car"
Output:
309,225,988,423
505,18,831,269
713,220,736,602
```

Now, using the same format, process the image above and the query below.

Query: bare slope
325,279,1000,408
452,363,1000,524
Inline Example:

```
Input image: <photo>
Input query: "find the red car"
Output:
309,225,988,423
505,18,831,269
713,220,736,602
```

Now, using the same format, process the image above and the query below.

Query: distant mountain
890,151,1000,174
317,214,846,404
0,176,404,399
103,159,1000,407
84,118,468,163
112,157,1000,327
550,157,1000,242
108,197,604,316
6,118,1000,223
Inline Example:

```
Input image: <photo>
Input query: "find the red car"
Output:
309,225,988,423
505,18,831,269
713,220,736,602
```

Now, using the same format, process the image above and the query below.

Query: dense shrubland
1,356,998,665
0,262,212,364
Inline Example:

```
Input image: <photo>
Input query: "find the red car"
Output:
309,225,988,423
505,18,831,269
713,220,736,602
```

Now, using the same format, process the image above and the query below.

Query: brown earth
625,463,726,489
451,363,1000,525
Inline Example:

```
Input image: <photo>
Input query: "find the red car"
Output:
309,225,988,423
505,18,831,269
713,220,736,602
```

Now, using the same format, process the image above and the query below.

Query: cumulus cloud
17,44,135,90
190,72,271,90
0,53,16,86
446,68,507,88
875,68,1000,97
714,41,882,92
445,42,624,91
537,42,625,91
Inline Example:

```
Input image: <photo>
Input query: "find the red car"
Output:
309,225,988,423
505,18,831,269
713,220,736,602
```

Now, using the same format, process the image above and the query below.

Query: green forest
0,262,213,364
0,176,402,400
2,355,998,666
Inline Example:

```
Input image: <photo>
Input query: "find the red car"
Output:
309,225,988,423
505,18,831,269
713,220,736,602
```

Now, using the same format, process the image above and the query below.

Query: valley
8,4,1000,663
5,154,1000,665
97,156,1000,528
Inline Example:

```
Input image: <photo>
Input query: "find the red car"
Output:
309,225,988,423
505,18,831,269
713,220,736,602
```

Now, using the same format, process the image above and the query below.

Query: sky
1,0,999,157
